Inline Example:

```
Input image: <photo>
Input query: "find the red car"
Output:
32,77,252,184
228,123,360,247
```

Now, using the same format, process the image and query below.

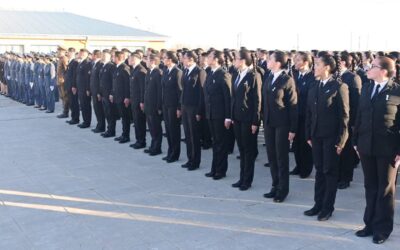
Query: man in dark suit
76,48,92,128
353,56,400,244
204,50,232,180
65,48,80,125
161,51,183,162
90,50,105,133
262,51,298,203
143,54,163,156
128,52,147,149
198,52,212,149
181,51,207,171
110,51,131,144
99,49,117,138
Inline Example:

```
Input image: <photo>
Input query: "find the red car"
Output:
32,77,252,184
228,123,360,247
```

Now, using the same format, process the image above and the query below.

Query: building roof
0,10,166,39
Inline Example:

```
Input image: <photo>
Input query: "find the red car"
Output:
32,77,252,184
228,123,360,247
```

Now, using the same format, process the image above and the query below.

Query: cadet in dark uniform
231,50,262,190
65,48,80,125
304,53,349,221
263,50,298,203
99,49,117,138
290,51,315,178
90,50,105,133
181,51,207,171
76,49,92,128
353,56,400,244
143,54,163,155
161,51,183,162
128,52,147,149
111,51,131,144
337,52,362,189
204,50,232,180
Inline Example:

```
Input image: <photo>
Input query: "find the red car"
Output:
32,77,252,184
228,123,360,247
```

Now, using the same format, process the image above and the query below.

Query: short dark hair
319,54,337,74
210,50,225,65
272,50,288,69
68,48,75,53
114,51,124,60
166,51,179,64
131,52,142,60
377,56,396,78
184,51,198,62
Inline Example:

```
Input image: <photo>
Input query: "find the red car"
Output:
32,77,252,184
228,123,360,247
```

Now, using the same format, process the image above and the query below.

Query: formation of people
0,46,399,244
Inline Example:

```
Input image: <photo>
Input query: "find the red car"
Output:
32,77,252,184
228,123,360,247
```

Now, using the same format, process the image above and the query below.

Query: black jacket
112,63,130,103
129,64,147,105
76,58,92,95
341,70,362,126
89,61,104,97
203,67,232,120
99,62,116,98
161,66,183,108
305,78,350,148
293,70,316,118
144,67,163,115
64,59,78,90
353,80,400,156
231,69,262,125
262,71,298,132
181,65,207,115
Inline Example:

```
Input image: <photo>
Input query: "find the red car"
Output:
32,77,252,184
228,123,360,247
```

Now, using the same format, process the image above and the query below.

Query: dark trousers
182,105,201,167
311,136,339,212
208,119,229,176
92,96,105,130
117,103,131,138
265,125,290,197
200,117,212,147
102,98,117,134
132,103,146,144
163,106,181,160
226,126,235,153
78,94,92,125
234,121,257,186
69,91,80,122
360,153,398,237
293,116,313,177
146,113,162,152
339,129,359,183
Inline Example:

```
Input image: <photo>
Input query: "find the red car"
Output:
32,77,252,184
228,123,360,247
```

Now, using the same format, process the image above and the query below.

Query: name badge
386,95,389,101
213,79,215,83
272,87,276,92
169,77,172,81
325,89,330,93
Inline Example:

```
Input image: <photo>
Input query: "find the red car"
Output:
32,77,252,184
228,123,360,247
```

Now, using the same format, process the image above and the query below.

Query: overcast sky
1,0,398,51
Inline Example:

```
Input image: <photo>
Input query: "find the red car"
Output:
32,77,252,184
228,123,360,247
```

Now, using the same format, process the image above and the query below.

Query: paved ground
0,95,398,250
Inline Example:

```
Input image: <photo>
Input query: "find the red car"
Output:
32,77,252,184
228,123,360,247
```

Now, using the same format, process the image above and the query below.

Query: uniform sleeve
176,69,183,110
222,72,232,119
252,72,262,126
197,69,207,116
287,77,298,133
348,75,362,126
336,83,350,148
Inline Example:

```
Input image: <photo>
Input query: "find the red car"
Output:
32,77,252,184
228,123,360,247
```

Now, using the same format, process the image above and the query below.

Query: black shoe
299,173,311,179
289,167,300,175
45,110,54,113
236,155,240,159
355,227,373,237
205,172,215,178
338,181,350,190
239,185,250,191
119,137,130,144
162,156,169,161
202,144,212,150
67,120,79,125
132,142,146,149
213,174,226,180
102,132,115,138
39,107,46,111
273,195,286,203
263,188,276,199
181,162,191,168
78,123,90,128
149,150,162,156
304,206,321,216
166,158,178,163
372,234,388,244
92,128,104,133
144,149,151,154
232,181,242,188
317,210,333,221
114,136,123,141
187,165,199,171
264,162,270,167
57,113,68,118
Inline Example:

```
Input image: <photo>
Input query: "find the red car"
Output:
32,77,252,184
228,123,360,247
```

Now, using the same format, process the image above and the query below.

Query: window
0,45,24,53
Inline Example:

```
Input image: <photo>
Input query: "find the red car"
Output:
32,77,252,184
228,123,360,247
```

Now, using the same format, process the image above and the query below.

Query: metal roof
0,10,166,39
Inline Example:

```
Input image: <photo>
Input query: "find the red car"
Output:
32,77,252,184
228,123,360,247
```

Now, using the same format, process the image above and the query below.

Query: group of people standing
0,46,399,244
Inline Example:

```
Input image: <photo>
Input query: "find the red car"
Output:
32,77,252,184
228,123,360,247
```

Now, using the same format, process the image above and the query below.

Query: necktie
371,84,381,100
235,74,240,87
298,74,304,83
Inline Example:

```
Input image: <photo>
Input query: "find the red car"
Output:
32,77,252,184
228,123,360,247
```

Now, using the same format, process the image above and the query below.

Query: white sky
1,0,399,51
